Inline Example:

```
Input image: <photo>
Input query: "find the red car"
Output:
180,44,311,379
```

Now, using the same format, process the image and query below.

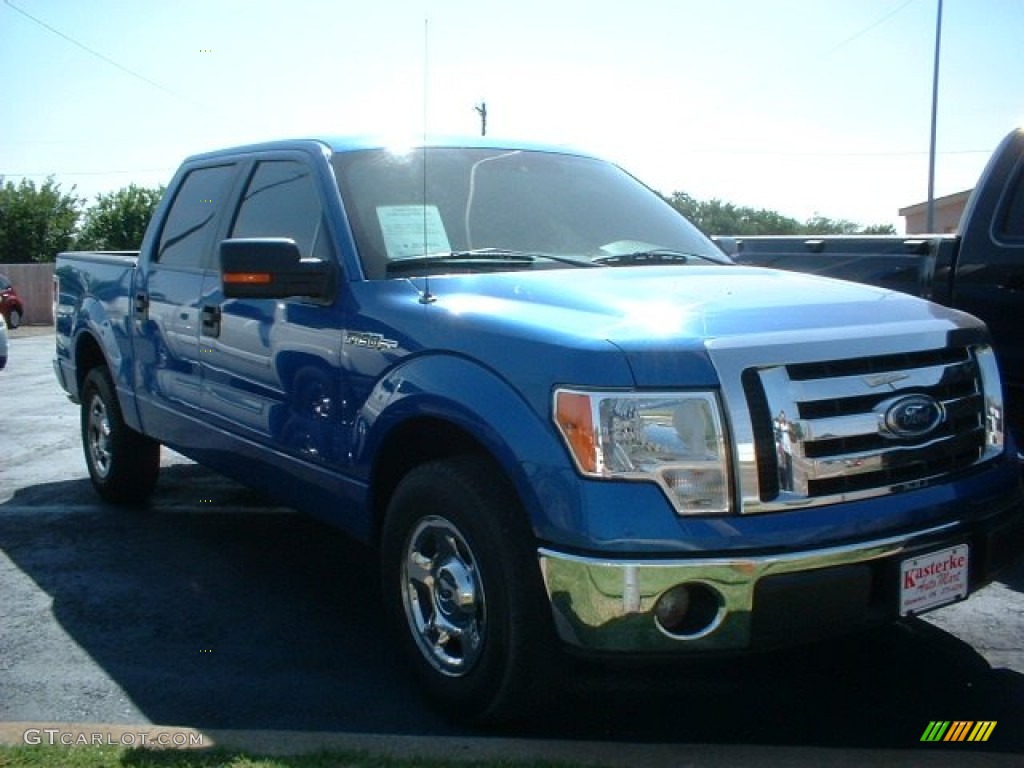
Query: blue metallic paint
55,255,146,432
54,137,1024,561
567,451,1022,554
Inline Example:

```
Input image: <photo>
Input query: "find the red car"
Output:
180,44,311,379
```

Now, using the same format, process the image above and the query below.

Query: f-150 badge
346,331,398,351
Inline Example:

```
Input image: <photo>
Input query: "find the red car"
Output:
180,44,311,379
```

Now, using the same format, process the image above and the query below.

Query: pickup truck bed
54,251,140,401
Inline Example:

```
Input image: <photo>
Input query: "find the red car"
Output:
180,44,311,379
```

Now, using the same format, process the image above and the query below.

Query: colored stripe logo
921,721,996,742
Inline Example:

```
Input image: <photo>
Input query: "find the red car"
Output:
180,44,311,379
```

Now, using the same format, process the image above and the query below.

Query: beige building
899,189,973,234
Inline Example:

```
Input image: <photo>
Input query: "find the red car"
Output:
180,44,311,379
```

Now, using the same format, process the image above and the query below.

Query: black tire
380,456,556,723
80,366,160,504
7,308,20,329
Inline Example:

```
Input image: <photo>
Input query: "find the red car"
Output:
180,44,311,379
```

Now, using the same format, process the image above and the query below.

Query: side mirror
219,238,333,300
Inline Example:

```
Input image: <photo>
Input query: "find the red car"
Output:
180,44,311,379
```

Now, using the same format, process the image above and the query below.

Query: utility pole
926,0,943,232
475,101,488,137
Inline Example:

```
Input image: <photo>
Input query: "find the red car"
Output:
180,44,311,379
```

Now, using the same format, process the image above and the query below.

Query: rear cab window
156,165,238,270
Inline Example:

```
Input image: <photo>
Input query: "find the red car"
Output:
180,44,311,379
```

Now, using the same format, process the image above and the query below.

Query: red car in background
0,314,7,370
0,274,24,329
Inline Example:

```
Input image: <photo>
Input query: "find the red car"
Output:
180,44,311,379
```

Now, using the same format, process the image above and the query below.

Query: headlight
554,389,731,515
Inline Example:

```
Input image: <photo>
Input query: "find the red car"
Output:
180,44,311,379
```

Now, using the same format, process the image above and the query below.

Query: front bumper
538,495,1024,654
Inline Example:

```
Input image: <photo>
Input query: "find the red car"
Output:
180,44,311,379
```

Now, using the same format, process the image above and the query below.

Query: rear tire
81,366,160,504
380,456,556,723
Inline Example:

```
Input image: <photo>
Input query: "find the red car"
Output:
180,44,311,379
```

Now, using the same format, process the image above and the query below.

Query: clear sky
2,0,1022,232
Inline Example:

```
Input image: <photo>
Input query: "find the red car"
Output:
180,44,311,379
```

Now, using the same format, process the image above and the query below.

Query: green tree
665,191,896,236
801,214,896,235
666,192,801,235
802,214,860,235
860,223,898,235
76,184,165,251
0,177,82,263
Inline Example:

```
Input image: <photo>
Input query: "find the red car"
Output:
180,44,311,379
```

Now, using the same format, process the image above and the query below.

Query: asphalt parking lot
2,329,1023,761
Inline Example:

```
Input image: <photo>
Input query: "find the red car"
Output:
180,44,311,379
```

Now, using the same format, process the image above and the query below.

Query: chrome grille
744,346,992,504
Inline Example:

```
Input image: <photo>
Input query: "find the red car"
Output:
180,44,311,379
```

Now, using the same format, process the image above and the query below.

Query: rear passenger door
199,154,347,464
134,163,238,445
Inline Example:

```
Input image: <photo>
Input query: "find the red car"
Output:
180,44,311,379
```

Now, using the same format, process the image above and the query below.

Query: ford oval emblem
880,395,945,439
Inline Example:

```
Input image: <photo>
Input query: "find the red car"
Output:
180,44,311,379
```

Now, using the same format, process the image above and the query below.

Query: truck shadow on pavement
1,463,1022,753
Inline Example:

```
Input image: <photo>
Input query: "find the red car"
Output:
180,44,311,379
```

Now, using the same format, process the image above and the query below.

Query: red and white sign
899,545,969,616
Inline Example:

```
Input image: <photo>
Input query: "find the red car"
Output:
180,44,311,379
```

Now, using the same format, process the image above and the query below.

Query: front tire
6,308,20,329
81,366,160,504
381,456,555,723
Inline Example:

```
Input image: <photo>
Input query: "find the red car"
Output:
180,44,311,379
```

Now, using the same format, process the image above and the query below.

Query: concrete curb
0,723,1019,767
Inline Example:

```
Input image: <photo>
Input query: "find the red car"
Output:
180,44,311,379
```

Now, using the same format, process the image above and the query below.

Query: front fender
354,352,588,547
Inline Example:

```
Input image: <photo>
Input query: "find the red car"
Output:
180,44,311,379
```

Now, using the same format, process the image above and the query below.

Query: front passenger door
199,156,348,465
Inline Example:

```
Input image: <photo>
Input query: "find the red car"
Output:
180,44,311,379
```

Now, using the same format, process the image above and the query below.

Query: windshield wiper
386,248,603,273
535,253,605,268
386,249,536,273
592,249,718,266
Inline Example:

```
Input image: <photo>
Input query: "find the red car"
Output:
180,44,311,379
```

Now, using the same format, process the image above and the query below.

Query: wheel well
75,332,107,391
370,417,506,546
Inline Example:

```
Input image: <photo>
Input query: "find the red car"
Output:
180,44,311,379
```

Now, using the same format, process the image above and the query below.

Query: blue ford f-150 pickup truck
54,136,1024,721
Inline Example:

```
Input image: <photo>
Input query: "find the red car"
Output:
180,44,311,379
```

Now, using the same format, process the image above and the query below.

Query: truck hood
419,265,981,386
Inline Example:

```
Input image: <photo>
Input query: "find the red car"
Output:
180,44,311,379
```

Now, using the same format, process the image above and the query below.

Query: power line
3,0,205,109
818,0,917,59
736,0,920,111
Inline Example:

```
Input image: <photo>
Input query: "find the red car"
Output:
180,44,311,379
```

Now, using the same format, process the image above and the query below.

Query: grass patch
0,745,591,768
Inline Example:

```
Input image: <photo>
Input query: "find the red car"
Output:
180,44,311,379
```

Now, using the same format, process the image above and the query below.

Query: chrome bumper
538,521,973,654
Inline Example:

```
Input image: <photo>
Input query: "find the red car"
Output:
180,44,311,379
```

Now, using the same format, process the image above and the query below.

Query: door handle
201,305,221,337
1002,274,1024,292
134,292,149,319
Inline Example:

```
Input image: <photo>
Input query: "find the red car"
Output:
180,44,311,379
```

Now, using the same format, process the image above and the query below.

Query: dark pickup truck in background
726,127,1024,441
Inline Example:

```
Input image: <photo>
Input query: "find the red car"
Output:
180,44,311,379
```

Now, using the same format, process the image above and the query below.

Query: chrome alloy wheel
86,393,113,479
401,515,486,676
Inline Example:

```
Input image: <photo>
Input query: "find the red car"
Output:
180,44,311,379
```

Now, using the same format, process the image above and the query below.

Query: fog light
653,583,723,639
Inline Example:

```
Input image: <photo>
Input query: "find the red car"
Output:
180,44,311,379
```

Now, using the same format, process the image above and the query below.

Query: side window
997,164,1024,240
231,160,330,259
156,165,236,268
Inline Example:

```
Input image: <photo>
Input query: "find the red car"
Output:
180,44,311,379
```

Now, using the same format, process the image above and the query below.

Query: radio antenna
419,17,436,304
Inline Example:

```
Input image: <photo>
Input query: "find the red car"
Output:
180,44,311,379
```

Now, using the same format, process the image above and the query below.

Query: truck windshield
331,147,728,279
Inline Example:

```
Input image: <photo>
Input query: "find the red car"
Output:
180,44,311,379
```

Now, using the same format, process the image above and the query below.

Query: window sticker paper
377,205,452,260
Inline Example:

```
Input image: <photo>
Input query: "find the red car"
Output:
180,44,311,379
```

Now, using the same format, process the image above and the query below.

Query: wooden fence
2,263,55,325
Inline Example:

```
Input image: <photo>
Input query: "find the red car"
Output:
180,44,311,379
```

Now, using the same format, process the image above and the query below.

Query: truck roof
184,135,594,163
